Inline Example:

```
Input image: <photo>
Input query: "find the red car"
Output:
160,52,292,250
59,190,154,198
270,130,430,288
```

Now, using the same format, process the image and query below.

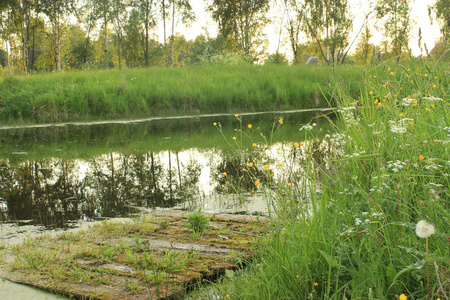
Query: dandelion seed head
415,220,435,238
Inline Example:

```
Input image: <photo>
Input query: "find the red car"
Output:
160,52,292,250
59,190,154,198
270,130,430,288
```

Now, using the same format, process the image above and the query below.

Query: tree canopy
0,0,446,73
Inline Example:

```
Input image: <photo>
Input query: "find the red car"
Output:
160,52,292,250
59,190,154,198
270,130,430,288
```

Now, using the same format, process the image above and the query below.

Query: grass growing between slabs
194,59,449,299
0,211,269,299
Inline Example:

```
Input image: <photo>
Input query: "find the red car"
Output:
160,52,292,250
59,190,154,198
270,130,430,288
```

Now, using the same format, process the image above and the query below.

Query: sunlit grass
0,64,363,125
200,58,449,299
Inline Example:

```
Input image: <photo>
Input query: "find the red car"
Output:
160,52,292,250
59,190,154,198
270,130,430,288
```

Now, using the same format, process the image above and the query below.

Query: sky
169,0,442,58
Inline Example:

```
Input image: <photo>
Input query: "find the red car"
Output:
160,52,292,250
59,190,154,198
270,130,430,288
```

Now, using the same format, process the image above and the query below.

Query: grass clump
202,59,449,299
187,209,210,236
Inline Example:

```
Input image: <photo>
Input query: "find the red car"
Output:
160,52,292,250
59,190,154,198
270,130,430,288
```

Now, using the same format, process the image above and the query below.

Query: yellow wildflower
248,124,252,129
248,162,253,167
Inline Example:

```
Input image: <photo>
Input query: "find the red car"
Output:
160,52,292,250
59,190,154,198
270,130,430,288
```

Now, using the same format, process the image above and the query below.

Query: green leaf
318,249,339,268
388,261,424,290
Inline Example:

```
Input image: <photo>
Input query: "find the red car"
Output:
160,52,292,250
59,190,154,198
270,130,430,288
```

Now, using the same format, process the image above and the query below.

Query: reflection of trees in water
0,151,203,228
86,151,201,217
214,149,271,193
0,159,86,228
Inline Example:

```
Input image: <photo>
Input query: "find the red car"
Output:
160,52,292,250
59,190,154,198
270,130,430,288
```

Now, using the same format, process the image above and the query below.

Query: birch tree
376,0,411,59
41,0,75,72
208,0,269,56
428,0,450,42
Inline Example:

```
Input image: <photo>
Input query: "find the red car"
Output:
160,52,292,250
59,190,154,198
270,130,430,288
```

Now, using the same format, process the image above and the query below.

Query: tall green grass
0,65,363,125
198,59,449,299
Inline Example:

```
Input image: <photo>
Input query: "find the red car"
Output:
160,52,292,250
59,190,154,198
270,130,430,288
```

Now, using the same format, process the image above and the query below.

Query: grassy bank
196,59,449,299
0,64,363,125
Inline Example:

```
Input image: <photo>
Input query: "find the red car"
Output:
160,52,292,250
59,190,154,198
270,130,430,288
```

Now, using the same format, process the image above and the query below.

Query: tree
123,9,145,67
41,0,75,72
130,0,157,67
110,0,128,69
208,0,269,57
0,0,19,72
353,25,374,65
165,0,195,66
67,24,91,69
429,0,450,42
294,0,356,65
283,0,303,64
376,0,411,59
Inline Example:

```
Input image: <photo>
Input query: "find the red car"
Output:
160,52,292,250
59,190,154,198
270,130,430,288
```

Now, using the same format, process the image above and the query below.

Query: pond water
0,110,333,299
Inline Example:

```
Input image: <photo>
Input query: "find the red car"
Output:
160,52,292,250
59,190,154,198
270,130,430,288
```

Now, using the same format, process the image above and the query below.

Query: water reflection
0,111,334,229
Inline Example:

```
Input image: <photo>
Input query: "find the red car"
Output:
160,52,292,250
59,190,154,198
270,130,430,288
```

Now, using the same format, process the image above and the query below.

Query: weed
187,209,210,236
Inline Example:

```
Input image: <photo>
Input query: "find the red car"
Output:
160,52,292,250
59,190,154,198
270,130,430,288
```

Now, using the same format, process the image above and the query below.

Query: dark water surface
0,110,332,232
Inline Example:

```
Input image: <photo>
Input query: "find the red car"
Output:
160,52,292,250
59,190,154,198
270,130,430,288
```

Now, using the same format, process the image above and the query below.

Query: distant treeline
0,0,448,74
0,64,364,124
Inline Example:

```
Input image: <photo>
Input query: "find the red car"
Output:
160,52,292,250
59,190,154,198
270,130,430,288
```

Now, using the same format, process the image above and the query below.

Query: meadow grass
197,58,449,299
0,64,363,125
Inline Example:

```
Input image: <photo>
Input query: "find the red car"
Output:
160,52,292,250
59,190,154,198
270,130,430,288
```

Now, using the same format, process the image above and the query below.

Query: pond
0,109,335,299
0,110,334,235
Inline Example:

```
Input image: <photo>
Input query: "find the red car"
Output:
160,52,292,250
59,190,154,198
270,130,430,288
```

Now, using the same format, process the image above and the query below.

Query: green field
0,64,364,125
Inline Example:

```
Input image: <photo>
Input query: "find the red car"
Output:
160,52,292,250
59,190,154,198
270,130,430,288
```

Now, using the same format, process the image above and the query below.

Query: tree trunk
104,19,108,68
20,0,29,74
170,0,175,67
117,29,122,69
54,13,61,72
5,40,11,73
145,14,149,66
162,0,166,44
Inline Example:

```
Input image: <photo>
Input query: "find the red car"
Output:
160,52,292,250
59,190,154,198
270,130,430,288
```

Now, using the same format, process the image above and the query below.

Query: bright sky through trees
174,0,441,56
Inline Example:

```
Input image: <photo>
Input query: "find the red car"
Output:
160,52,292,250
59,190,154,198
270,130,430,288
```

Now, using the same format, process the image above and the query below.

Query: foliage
285,0,356,65
199,59,450,299
376,0,412,59
428,0,450,42
208,0,270,56
353,25,375,65
187,209,210,235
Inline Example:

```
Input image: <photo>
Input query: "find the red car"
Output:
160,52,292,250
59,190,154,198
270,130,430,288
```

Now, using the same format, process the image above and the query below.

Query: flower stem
426,236,430,300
